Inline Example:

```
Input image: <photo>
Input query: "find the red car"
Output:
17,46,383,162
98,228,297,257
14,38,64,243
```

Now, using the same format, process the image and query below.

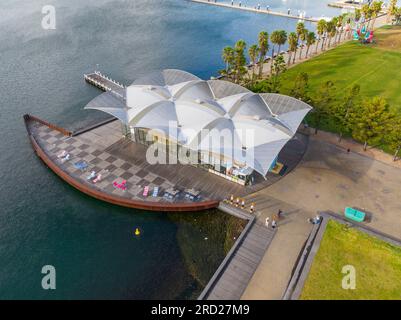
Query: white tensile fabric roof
85,69,312,177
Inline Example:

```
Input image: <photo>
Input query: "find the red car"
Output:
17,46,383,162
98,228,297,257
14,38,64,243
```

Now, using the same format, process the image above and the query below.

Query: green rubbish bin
344,207,366,222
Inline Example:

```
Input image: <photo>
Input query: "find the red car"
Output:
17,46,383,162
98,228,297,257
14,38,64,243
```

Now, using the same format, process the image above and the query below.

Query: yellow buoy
134,228,141,236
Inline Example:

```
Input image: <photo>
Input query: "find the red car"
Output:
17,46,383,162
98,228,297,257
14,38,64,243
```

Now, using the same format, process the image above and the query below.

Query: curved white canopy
85,69,312,177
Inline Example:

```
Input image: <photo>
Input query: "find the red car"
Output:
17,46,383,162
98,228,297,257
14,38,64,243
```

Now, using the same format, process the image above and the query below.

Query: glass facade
130,127,253,185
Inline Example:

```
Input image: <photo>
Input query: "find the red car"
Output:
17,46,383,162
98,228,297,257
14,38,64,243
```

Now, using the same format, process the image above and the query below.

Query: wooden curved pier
23,109,308,213
23,114,219,212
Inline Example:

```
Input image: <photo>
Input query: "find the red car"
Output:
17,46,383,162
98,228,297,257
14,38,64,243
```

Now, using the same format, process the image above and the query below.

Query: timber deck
199,203,276,300
24,113,307,211
23,71,308,212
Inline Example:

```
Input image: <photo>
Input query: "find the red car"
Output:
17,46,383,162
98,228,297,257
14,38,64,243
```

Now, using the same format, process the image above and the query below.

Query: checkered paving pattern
29,118,309,205
31,122,192,203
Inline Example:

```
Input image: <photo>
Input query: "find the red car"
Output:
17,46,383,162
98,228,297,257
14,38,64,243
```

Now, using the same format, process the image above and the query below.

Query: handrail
198,213,255,300
24,114,72,137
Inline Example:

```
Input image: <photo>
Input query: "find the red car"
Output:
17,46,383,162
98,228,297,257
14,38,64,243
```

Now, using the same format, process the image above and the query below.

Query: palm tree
248,44,259,84
271,30,288,72
336,15,344,43
287,32,298,66
361,4,372,29
257,31,269,78
370,1,383,29
355,8,361,21
235,39,246,51
317,19,327,53
222,46,234,80
298,28,308,59
234,40,247,83
305,31,316,58
330,17,338,47
270,30,280,73
270,30,281,61
276,30,287,57
395,7,401,24
326,20,336,48
293,22,305,64
387,0,398,23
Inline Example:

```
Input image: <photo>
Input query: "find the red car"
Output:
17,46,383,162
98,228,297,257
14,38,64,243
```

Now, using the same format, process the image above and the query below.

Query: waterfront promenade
190,0,319,22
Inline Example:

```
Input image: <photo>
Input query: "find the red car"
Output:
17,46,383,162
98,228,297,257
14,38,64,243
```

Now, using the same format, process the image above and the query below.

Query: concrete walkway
240,136,401,299
306,128,401,169
240,194,313,300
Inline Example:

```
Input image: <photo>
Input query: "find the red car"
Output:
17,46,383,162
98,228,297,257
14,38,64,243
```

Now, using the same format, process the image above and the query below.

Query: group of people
265,210,322,229
228,192,323,230
228,194,256,213
265,209,282,229
308,215,322,225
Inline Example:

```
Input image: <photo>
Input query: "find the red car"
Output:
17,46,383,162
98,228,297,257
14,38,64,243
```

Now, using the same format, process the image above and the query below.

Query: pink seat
93,174,102,183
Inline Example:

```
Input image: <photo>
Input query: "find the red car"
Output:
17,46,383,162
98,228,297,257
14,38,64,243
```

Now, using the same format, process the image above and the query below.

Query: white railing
84,73,126,101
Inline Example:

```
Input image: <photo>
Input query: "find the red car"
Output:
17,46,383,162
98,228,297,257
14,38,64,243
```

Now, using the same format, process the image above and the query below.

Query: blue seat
344,207,366,222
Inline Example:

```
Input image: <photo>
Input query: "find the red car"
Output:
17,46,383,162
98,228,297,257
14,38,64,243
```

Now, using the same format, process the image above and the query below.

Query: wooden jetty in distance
84,71,126,95
328,0,362,10
189,0,319,23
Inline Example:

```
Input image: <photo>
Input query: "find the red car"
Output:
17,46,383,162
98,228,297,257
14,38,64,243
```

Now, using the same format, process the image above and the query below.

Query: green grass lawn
300,220,401,300
278,27,401,112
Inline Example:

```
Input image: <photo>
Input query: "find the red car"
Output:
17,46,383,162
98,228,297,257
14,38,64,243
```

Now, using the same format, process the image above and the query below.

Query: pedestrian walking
235,197,240,207
230,194,234,204
250,203,255,213
277,209,283,219
308,215,321,225
265,217,270,228
241,199,245,209
272,219,277,229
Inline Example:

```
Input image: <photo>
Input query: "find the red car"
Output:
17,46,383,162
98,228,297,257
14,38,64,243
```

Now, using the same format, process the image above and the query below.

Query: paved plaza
241,136,401,299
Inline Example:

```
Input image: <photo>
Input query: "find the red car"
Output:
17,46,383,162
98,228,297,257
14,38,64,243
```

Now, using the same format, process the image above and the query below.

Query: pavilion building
85,69,312,185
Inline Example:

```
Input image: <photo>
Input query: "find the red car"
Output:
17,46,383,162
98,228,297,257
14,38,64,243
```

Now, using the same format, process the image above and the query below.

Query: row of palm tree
220,1,385,83
387,0,401,24
221,30,271,84
357,1,383,30
395,7,401,24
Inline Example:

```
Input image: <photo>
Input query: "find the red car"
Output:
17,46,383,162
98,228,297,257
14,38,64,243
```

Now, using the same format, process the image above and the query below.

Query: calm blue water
0,0,336,299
